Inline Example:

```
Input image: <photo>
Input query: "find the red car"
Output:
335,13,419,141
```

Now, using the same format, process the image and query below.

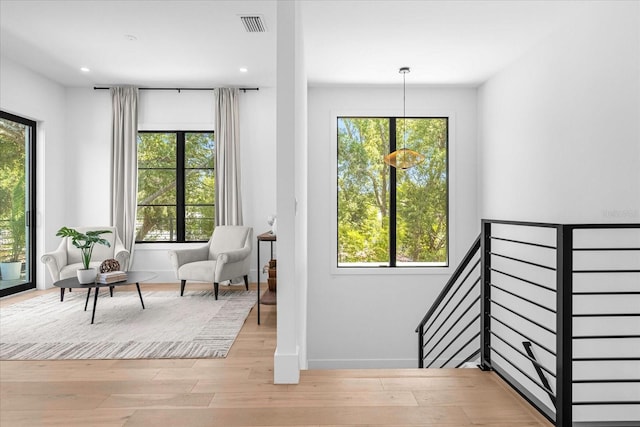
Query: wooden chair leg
213,282,219,300
180,280,186,296
243,275,249,291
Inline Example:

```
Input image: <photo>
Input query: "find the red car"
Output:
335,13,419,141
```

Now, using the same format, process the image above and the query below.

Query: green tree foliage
0,117,27,262
136,132,214,242
338,117,448,265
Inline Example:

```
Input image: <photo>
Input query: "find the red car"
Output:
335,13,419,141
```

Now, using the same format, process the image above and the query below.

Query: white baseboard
274,347,300,384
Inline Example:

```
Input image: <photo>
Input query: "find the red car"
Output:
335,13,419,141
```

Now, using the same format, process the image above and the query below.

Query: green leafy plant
56,227,111,270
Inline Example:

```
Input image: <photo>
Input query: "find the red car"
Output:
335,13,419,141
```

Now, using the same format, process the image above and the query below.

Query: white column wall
273,0,308,384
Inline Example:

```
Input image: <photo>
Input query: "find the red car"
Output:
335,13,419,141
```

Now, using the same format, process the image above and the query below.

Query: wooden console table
256,231,276,325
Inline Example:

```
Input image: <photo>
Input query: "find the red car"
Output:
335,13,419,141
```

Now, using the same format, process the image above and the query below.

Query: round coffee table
53,271,156,324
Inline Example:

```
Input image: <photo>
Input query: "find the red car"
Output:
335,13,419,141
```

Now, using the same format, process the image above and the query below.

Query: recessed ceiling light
124,34,138,41
239,67,248,73
80,67,90,72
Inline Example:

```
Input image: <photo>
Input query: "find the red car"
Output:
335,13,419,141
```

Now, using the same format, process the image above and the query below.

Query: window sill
332,265,452,276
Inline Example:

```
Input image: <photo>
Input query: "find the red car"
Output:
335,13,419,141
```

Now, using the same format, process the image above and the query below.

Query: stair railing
415,235,481,368
417,220,640,426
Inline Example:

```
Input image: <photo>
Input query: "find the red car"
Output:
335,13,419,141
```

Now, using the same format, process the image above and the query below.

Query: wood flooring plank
381,376,479,390
288,377,385,392
152,366,252,381
1,392,109,411
0,367,161,382
0,408,135,427
192,378,287,393
124,406,471,426
99,393,214,409
1,379,197,396
209,390,418,408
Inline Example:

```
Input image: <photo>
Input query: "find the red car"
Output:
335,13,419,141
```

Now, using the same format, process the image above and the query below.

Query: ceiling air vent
240,15,267,33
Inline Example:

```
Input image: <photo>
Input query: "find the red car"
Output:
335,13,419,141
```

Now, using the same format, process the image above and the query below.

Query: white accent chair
41,226,130,300
167,226,252,299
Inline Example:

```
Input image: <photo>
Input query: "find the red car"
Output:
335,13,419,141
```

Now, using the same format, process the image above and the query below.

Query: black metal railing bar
490,346,556,397
489,333,556,378
420,258,480,336
415,235,481,332
422,294,480,358
441,332,481,368
490,282,556,313
490,235,557,250
490,267,557,292
489,314,556,356
421,264,480,341
523,341,556,408
426,314,480,368
489,251,557,271
489,298,556,335
422,279,479,349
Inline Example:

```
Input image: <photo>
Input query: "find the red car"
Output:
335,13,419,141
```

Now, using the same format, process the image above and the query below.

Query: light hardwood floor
1,283,552,426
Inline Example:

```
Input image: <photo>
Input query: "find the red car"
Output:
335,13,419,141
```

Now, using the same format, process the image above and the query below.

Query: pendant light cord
403,69,407,151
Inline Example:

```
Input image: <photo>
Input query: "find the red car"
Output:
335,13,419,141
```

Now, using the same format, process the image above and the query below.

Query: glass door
0,111,36,297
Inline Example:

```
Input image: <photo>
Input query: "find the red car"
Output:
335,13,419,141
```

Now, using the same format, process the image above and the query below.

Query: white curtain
110,87,139,268
214,88,243,225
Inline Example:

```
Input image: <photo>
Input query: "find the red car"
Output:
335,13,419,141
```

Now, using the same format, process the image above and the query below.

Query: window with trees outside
136,131,215,242
337,117,448,267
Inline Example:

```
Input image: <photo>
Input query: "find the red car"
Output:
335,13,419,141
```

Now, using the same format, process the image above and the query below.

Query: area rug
0,289,256,360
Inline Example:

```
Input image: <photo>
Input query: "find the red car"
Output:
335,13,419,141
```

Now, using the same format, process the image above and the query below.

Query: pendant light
383,67,425,170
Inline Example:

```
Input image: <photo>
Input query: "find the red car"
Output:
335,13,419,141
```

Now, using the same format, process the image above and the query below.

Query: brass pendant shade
384,66,424,170
383,147,425,170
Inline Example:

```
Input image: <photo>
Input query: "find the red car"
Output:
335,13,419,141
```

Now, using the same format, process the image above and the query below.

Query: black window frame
136,130,215,243
336,116,449,268
0,110,37,297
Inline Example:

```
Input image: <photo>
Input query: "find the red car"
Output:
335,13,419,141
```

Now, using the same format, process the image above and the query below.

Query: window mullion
389,118,397,267
176,132,186,242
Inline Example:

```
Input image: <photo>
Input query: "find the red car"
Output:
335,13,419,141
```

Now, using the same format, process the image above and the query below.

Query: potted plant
56,227,111,284
0,180,26,281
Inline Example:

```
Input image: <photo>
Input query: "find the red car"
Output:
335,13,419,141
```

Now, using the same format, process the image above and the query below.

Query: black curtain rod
93,86,259,93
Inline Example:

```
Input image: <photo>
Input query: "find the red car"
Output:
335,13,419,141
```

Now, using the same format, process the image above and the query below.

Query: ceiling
0,0,579,88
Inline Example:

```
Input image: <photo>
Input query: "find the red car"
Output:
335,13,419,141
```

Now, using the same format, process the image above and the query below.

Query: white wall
63,87,277,283
478,2,640,422
0,56,68,289
478,1,640,224
306,86,479,368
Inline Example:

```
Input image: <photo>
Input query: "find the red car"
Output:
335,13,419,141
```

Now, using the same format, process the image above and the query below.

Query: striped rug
0,289,256,360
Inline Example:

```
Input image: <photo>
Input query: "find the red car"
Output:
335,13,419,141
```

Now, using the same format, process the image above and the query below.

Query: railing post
480,220,492,371
418,324,424,368
556,225,573,426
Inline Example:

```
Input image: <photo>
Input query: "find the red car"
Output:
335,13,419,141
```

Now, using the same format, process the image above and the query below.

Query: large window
337,117,448,267
0,111,36,297
136,131,214,242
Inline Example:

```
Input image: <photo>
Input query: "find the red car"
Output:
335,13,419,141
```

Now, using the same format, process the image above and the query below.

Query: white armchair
41,226,130,283
167,225,252,299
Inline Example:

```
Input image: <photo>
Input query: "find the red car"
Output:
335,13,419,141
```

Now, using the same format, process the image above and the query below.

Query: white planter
0,262,22,280
77,268,97,284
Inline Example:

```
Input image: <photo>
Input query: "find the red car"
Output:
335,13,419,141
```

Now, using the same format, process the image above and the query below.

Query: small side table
257,231,276,325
